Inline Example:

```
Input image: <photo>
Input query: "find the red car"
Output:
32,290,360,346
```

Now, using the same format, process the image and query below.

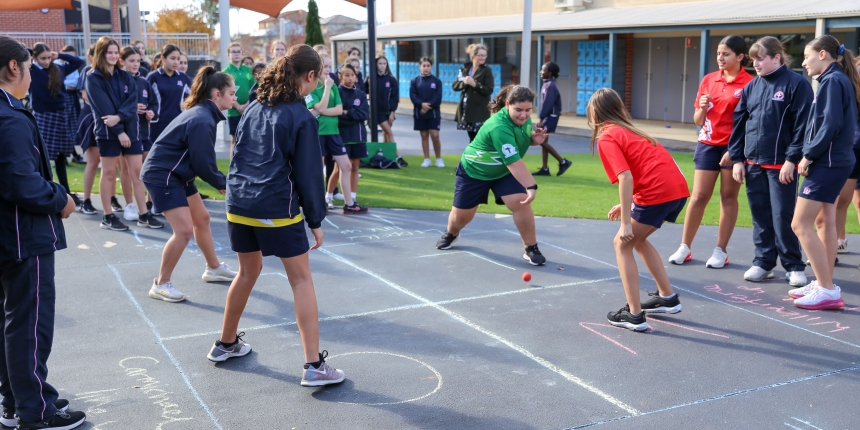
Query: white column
219,0,231,68
520,0,532,88
81,0,91,60
127,0,141,44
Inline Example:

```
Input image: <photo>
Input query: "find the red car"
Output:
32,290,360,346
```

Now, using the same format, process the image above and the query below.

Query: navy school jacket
540,78,562,121
140,100,226,190
29,53,85,113
338,85,369,143
728,65,813,166
226,98,326,229
409,74,443,120
146,68,192,126
134,73,159,143
76,103,96,149
0,89,68,261
366,72,399,114
803,63,857,168
85,67,140,143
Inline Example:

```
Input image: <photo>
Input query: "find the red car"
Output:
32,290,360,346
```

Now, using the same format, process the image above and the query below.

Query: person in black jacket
141,66,238,304
789,35,860,310
210,45,345,388
0,36,87,430
366,55,406,166
329,63,369,203
410,57,445,168
86,37,161,231
533,62,572,176
729,36,812,287
453,43,495,142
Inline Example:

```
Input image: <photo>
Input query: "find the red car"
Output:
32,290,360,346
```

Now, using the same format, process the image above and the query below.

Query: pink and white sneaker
793,285,845,310
668,244,692,265
788,280,819,299
301,351,345,387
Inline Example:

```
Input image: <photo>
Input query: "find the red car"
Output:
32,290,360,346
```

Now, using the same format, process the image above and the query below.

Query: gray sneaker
301,351,345,387
743,265,774,282
207,332,252,362
148,279,186,303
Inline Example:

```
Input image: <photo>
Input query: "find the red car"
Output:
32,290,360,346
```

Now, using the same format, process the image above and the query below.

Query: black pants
54,153,70,195
324,155,338,194
468,131,478,142
745,164,804,272
0,254,59,422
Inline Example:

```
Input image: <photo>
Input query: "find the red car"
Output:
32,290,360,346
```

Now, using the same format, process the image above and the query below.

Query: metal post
432,39,438,76
128,0,141,44
520,0,532,88
607,33,616,90
536,35,544,110
393,40,399,78
699,29,710,82
219,0,230,71
279,17,284,42
81,0,91,56
368,0,379,143
332,42,338,68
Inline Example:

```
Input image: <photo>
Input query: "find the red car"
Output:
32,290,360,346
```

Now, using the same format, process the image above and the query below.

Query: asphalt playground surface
49,196,860,429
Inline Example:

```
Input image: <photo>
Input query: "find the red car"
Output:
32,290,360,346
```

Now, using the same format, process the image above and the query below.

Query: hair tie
837,44,845,56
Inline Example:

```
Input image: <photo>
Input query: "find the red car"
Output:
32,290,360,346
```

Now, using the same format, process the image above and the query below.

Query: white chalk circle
324,351,442,406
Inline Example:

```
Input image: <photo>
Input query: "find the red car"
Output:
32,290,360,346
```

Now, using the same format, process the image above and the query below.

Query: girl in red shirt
591,88,690,331
669,36,753,269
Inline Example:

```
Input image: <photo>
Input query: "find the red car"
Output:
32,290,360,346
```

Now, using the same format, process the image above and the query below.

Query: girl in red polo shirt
591,88,690,332
669,36,753,269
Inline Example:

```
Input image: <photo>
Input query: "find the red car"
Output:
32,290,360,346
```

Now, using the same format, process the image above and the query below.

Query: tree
304,0,324,47
153,6,213,35
197,0,219,28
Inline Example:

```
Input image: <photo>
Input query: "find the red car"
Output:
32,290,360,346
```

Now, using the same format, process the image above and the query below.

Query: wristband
527,184,538,191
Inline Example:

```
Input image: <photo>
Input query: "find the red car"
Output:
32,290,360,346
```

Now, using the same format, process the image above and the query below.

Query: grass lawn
58,153,860,234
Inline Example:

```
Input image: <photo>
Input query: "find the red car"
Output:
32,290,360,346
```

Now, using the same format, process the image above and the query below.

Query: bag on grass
368,151,399,169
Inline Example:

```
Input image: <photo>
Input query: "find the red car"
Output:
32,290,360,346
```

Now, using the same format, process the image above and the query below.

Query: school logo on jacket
772,91,785,101
733,89,742,98
353,98,361,106
142,89,148,98
177,81,184,86
385,82,390,88
430,83,436,89
124,85,128,94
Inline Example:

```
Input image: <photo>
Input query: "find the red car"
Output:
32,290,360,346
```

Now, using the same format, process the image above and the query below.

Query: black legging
324,154,337,193
54,152,70,195
468,131,478,142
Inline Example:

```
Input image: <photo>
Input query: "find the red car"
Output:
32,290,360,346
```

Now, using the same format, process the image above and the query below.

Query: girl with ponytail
788,35,860,310
140,66,238,304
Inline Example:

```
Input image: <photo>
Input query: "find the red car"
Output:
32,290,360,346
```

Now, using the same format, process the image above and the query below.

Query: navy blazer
85,67,140,142
338,85,369,143
410,74,442,120
366,72,399,114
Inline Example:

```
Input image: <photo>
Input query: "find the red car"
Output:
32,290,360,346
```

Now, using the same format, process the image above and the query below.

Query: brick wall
111,0,120,33
0,10,65,33
624,34,633,112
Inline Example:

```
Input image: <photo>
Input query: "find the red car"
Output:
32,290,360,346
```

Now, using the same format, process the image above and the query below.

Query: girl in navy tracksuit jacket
0,37,86,429
366,55,405,165
215,46,345,385
534,62,571,176
728,36,812,287
29,43,84,200
332,63,369,203
788,35,860,310
146,44,192,143
141,66,237,304
410,57,444,167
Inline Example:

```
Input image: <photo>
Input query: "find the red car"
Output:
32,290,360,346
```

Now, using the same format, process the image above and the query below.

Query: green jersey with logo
306,82,342,135
224,63,256,117
460,108,533,181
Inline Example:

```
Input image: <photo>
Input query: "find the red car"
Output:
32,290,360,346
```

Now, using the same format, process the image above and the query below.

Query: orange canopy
0,0,73,10
231,0,366,17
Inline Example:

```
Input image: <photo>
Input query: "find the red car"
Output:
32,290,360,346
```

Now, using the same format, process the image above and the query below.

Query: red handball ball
522,272,531,282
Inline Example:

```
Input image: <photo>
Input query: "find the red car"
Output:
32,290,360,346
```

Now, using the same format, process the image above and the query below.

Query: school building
332,0,860,124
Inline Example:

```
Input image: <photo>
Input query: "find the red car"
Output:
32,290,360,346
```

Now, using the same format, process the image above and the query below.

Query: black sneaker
78,198,97,215
69,193,81,207
71,152,85,165
607,305,649,332
435,232,458,250
100,213,129,231
2,399,69,427
523,244,546,266
110,196,123,212
557,159,572,176
396,157,408,167
16,408,85,430
343,203,369,215
532,167,551,176
138,212,164,229
640,292,682,314
200,193,210,200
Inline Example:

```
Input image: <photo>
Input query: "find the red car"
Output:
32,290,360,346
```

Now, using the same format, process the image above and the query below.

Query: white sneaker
123,203,139,221
788,280,819,299
794,285,844,310
325,195,334,210
148,279,186,302
837,238,848,254
705,247,728,269
333,193,344,201
435,158,446,168
421,158,432,168
668,244,692,265
787,271,807,287
743,266,774,282
202,262,237,282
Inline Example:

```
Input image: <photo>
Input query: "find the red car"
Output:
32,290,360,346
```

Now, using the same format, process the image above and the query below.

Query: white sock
351,192,356,200
660,293,676,299
325,193,333,199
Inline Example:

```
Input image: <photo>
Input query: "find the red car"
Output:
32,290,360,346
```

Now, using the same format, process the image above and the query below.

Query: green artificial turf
57,153,860,233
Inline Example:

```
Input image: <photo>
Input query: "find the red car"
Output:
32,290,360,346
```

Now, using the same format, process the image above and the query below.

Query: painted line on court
325,351,443,405
790,417,824,430
566,365,860,429
647,317,730,339
162,277,619,341
579,323,638,355
524,232,860,351
414,250,516,270
324,218,339,229
319,247,639,414
371,214,397,226
133,230,143,244
784,423,804,430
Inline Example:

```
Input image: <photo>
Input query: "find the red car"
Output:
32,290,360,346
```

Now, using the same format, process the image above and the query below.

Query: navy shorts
142,139,153,153
144,181,199,214
228,115,241,136
345,142,368,159
693,142,731,171
632,197,688,229
452,163,526,209
413,117,441,131
849,148,860,180
228,221,310,258
799,164,853,204
319,134,347,157
98,139,144,157
541,115,559,133
377,111,391,125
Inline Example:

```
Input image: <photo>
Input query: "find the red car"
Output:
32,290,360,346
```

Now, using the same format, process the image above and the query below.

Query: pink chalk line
647,317,730,339
579,322,638,355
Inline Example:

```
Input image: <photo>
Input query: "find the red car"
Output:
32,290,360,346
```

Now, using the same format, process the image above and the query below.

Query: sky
139,0,390,38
